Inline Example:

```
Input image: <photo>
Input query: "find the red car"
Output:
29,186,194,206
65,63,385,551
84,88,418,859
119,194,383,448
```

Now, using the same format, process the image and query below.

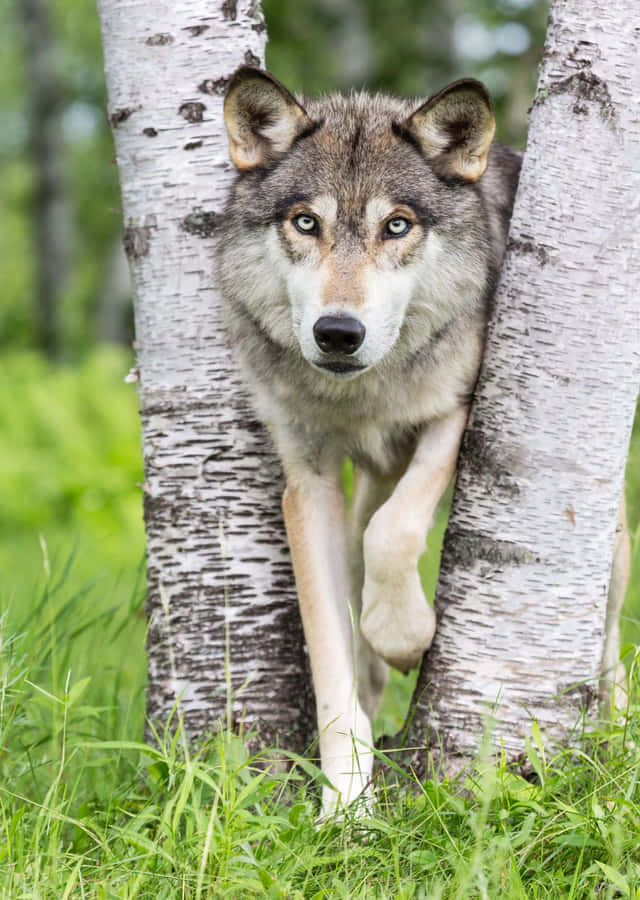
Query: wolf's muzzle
313,316,366,356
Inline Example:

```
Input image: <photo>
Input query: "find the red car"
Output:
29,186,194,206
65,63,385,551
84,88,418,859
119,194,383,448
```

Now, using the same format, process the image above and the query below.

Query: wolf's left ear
224,67,315,171
398,79,495,181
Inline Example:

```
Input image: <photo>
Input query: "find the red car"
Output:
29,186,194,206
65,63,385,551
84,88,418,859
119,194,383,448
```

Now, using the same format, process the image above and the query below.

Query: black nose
313,316,366,355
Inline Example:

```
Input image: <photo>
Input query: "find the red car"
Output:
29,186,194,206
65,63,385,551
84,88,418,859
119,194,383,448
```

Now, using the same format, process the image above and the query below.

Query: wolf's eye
292,214,318,235
385,217,411,238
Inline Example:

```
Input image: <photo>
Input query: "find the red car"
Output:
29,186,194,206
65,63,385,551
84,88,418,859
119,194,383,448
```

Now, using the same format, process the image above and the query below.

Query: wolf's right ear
223,67,315,171
398,79,495,181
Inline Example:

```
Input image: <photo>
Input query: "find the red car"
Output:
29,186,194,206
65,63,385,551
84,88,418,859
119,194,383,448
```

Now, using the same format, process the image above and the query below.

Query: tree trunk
407,0,639,774
97,0,314,752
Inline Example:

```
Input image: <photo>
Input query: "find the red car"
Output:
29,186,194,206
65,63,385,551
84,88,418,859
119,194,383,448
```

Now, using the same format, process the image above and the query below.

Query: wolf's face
268,181,439,378
220,69,496,380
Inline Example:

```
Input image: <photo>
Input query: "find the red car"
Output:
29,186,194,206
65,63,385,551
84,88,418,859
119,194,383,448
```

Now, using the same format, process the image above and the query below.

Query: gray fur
217,72,522,811
216,78,521,476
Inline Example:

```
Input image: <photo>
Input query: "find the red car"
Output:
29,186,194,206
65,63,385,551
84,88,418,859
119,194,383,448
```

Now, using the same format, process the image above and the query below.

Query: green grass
1,348,639,897
2,570,640,898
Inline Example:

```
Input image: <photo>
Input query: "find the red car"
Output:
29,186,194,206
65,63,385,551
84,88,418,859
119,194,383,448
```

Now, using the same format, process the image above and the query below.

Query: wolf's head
219,67,497,380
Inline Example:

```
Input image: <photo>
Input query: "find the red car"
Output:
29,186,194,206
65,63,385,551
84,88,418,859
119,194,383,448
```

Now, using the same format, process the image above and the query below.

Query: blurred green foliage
0,0,122,356
0,348,144,609
265,0,549,147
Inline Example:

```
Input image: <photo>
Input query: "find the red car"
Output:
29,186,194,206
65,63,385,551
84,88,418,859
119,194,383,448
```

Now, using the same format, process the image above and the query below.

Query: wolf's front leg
282,467,373,816
361,407,469,672
348,468,396,718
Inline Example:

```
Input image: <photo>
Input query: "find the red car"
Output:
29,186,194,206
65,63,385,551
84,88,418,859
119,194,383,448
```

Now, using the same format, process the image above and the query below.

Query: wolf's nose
313,316,365,355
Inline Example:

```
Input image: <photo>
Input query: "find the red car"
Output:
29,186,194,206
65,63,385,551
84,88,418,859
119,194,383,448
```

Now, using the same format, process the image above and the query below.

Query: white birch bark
409,0,640,768
97,0,314,750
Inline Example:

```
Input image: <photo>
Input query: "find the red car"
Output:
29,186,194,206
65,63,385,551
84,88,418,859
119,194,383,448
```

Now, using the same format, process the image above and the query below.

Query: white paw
360,568,435,672
319,772,373,822
318,703,373,819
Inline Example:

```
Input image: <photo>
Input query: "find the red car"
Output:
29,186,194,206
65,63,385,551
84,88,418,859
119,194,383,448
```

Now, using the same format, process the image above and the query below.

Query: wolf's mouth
315,361,368,375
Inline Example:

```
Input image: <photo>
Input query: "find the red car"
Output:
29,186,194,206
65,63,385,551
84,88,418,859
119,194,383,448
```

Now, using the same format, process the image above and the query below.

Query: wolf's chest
303,372,461,475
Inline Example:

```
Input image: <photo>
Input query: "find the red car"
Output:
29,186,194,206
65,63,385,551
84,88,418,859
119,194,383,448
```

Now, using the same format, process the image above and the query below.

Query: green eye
293,214,318,235
385,217,411,238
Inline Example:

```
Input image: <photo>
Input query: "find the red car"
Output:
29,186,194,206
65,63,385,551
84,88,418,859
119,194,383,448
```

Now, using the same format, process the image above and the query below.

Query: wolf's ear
224,67,315,171
398,79,495,181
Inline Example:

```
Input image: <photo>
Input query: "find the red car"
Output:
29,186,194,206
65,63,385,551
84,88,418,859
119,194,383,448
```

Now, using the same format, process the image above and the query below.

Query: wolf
216,67,628,815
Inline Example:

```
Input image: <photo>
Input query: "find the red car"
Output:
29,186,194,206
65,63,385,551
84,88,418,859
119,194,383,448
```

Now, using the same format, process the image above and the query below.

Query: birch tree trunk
97,0,314,751
407,0,639,773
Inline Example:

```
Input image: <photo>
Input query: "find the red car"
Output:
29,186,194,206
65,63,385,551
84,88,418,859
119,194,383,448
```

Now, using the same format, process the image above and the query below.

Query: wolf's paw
318,708,374,820
360,569,435,672
319,775,373,824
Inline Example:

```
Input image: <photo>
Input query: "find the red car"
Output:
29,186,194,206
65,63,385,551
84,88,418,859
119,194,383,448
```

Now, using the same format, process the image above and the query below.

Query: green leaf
524,736,544,787
595,862,630,897
257,868,274,890
289,802,309,827
277,749,333,788
66,675,91,706
531,720,545,766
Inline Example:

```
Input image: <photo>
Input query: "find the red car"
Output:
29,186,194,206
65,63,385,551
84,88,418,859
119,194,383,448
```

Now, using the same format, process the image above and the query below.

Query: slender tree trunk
20,0,71,358
97,1,314,751
406,0,639,774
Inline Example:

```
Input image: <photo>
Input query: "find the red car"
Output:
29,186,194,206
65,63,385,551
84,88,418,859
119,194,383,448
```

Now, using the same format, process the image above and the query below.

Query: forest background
1,0,639,750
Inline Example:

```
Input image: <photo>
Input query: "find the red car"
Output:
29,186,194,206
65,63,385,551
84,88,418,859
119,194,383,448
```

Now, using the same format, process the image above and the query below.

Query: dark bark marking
221,0,237,20
181,209,220,238
460,428,521,497
143,127,158,137
198,77,230,96
200,448,237,475
109,106,140,128
184,140,203,150
123,222,153,259
179,101,206,123
567,40,600,70
146,33,174,45
556,680,597,712
248,0,266,25
143,491,181,525
446,525,537,570
251,21,267,33
183,25,210,37
142,399,216,418
506,235,549,266
244,50,260,67
536,71,616,124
